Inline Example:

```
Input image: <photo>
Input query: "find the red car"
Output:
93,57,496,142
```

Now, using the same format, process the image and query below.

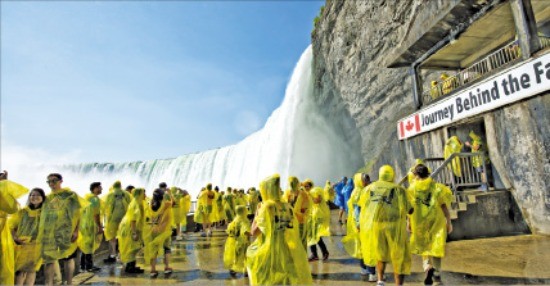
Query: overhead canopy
387,0,550,69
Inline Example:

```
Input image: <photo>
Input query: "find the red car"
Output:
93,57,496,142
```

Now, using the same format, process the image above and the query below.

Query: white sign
398,52,550,140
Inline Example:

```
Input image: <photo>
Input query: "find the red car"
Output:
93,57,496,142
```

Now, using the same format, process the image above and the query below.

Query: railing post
410,65,423,109
510,0,541,60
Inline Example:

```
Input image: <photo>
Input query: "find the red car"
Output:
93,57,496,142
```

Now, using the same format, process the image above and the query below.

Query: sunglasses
47,179,60,184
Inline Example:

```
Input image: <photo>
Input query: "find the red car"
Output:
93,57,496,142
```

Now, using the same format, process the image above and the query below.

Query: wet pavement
78,211,550,285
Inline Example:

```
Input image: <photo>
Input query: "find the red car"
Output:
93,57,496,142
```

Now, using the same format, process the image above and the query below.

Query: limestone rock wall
311,0,550,233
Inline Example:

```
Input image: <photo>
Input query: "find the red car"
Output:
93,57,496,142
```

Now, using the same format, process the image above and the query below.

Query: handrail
422,40,522,105
401,152,488,210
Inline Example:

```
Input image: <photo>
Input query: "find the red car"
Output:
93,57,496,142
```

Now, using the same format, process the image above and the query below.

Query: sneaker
103,255,116,263
433,272,442,283
87,266,101,273
308,255,319,262
368,274,377,282
200,232,207,237
360,268,369,276
229,270,237,277
322,252,329,261
207,230,213,237
164,267,173,274
150,271,159,278
176,235,183,241
424,268,435,285
376,281,385,286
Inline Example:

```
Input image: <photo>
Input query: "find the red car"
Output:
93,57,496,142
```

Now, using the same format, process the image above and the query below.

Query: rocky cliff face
311,0,550,234
311,0,429,176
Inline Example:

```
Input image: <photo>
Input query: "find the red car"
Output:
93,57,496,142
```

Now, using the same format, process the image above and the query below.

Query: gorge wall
311,0,550,234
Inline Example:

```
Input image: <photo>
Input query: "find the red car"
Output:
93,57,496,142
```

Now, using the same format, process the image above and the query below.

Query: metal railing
540,36,550,50
400,152,488,206
422,40,522,105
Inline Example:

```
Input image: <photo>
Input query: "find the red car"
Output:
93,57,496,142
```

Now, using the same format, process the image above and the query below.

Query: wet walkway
78,212,550,285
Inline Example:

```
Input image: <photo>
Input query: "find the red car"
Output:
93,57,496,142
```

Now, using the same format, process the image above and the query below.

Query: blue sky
1,0,324,165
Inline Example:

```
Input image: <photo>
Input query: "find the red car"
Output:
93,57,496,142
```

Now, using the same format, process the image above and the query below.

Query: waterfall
34,46,363,197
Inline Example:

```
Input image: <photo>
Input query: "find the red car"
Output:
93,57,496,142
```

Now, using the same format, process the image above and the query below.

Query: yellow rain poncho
1,180,30,282
246,174,312,285
307,186,330,246
38,187,85,263
285,177,311,248
194,188,215,224
342,173,366,258
469,131,490,168
282,177,300,206
117,188,145,263
77,193,103,255
234,193,247,208
143,194,173,263
407,178,452,258
9,206,42,272
323,181,335,203
247,189,260,215
223,191,236,221
170,187,186,227
224,206,250,273
180,192,191,230
444,136,463,177
104,182,131,241
359,166,413,275
214,190,226,223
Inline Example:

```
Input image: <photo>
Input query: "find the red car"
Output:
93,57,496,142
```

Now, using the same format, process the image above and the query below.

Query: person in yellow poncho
323,180,335,203
38,173,83,286
444,136,463,177
283,177,311,250
246,174,312,285
117,187,146,274
223,187,236,222
341,173,377,281
180,189,191,237
77,182,104,273
213,186,226,227
103,180,132,263
247,187,260,218
224,205,250,277
9,186,43,286
0,171,29,286
408,164,453,285
143,189,173,278
359,165,413,286
195,185,216,237
465,130,491,191
169,187,186,240
307,186,331,261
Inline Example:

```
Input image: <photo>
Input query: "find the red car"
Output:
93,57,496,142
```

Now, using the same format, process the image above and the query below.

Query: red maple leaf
405,121,414,131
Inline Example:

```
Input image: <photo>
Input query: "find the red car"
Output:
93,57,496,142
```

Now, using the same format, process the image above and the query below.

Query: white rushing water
11,46,362,198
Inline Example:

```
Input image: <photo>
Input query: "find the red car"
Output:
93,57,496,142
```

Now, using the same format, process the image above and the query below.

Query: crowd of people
0,160,455,286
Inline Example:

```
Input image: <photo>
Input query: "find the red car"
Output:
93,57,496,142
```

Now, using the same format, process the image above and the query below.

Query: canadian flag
398,114,421,140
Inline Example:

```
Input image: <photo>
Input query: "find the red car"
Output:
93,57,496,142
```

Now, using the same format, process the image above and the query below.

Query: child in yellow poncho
224,205,250,277
117,188,146,274
307,186,330,261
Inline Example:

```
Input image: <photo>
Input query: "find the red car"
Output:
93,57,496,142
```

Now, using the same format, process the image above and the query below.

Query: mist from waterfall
15,46,363,198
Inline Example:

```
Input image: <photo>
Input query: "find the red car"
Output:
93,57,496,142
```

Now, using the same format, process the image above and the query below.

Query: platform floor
77,212,550,285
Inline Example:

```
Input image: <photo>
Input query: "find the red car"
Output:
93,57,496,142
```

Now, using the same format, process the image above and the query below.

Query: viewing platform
73,210,550,285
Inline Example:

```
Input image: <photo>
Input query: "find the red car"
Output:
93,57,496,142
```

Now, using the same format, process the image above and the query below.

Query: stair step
450,209,458,220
